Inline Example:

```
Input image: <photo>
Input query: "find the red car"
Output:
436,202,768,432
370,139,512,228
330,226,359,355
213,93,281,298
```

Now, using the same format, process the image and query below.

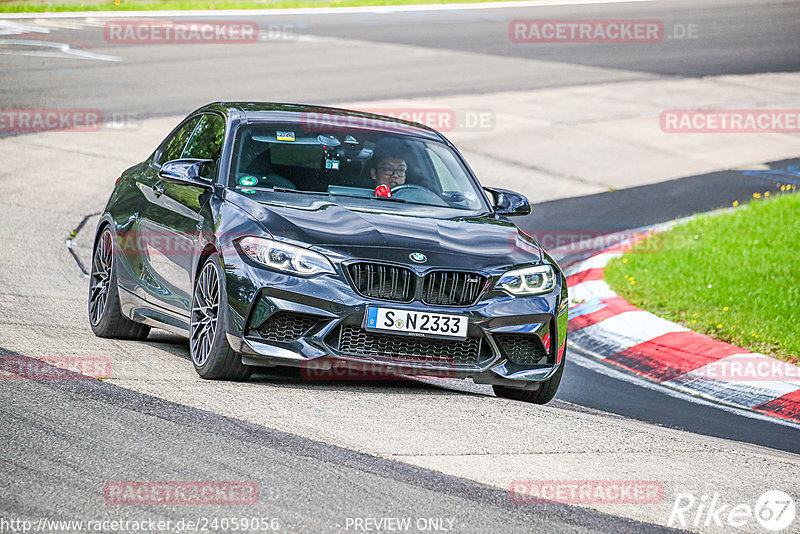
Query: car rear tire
492,358,564,405
190,253,252,381
89,226,151,340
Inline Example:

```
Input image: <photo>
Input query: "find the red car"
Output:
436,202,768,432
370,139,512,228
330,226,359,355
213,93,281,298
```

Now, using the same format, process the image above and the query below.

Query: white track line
0,20,50,35
0,39,120,61
1,0,660,19
31,18,88,30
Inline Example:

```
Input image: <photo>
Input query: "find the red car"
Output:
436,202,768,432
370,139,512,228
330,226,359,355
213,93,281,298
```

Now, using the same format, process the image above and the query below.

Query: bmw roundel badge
409,252,427,263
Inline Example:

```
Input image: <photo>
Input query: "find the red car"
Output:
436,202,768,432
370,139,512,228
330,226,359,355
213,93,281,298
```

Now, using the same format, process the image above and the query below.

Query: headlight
497,264,555,296
237,237,335,276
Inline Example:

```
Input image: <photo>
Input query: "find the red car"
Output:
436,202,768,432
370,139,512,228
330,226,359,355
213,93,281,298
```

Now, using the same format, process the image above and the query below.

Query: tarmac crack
65,211,100,278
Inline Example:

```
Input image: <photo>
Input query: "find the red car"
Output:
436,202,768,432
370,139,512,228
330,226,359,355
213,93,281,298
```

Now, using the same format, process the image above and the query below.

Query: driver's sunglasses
376,166,407,177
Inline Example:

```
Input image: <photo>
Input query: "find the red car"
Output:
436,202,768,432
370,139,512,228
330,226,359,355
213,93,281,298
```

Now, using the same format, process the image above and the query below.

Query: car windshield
228,124,490,214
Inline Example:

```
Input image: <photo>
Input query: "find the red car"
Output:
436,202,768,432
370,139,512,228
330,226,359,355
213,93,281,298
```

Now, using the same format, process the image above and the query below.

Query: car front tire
190,253,252,381
88,226,150,340
492,358,564,405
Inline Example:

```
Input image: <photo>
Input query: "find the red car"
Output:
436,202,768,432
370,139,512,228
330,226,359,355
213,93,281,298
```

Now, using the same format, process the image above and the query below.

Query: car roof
195,102,445,141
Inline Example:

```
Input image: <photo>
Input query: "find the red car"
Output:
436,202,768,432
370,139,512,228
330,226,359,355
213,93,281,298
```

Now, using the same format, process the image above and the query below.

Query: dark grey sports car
89,102,568,403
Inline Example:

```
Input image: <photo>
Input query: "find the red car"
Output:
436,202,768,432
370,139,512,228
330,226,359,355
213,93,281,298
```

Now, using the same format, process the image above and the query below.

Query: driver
370,140,408,196
371,156,407,189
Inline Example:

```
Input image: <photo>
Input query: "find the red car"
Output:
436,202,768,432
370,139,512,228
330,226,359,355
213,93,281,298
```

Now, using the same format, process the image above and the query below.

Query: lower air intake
493,333,549,364
256,311,322,343
338,325,481,365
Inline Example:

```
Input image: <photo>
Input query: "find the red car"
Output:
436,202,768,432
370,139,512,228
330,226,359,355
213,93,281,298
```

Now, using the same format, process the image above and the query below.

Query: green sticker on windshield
239,175,258,187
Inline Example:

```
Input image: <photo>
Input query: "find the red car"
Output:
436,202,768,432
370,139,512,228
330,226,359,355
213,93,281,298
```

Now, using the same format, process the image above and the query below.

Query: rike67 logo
668,490,796,531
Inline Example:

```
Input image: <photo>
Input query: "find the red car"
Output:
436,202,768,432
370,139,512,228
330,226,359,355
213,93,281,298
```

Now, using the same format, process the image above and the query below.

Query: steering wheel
390,184,428,195
390,184,449,206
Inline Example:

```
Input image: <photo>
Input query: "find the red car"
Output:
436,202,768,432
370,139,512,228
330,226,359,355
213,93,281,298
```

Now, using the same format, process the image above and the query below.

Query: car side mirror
484,187,532,216
158,159,214,189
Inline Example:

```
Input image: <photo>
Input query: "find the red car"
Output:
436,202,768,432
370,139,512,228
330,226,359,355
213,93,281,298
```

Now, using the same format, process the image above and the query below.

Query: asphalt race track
3,351,666,533
1,0,799,532
2,0,799,119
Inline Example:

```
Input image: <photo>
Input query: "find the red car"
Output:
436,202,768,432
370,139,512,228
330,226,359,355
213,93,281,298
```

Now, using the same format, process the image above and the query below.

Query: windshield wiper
270,187,327,195
372,195,413,205
235,186,325,196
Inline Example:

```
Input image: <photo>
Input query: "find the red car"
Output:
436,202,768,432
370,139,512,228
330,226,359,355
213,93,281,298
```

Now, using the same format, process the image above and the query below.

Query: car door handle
152,184,164,197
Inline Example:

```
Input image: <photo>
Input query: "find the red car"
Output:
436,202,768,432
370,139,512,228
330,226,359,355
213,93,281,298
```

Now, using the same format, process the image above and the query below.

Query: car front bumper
223,255,568,388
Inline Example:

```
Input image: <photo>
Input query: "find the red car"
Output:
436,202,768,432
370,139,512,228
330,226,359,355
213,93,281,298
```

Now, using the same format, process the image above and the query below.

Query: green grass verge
0,0,532,14
605,188,800,364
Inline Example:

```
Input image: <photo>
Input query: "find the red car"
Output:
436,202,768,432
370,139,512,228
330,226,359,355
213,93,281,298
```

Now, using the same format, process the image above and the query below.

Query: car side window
157,117,200,165
182,114,226,180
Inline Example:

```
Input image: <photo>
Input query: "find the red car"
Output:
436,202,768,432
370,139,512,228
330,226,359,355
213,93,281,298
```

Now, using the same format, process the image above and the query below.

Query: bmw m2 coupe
89,103,568,403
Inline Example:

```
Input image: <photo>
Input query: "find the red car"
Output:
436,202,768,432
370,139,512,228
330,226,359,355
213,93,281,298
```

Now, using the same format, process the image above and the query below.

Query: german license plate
364,307,468,340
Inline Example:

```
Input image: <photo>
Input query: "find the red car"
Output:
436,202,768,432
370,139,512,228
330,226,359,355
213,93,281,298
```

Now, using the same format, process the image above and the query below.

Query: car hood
227,192,543,270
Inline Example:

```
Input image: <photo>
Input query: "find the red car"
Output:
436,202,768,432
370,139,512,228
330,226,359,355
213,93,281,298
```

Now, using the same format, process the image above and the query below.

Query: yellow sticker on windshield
276,131,295,142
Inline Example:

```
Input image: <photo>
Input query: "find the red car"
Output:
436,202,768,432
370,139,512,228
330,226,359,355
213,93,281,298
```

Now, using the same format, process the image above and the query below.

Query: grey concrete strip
342,72,800,202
